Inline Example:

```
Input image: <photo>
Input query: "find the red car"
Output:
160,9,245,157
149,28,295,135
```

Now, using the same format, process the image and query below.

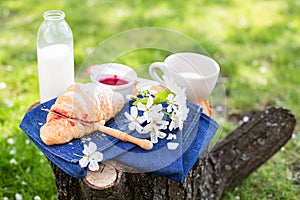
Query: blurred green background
1,0,299,199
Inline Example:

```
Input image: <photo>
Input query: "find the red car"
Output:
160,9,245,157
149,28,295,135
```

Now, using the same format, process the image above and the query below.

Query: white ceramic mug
149,52,220,104
87,63,138,97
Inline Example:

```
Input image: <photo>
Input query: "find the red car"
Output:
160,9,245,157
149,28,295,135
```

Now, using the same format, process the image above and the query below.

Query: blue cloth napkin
20,98,218,183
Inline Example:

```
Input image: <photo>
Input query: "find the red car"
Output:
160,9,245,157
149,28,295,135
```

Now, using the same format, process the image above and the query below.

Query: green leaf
153,88,175,104
132,88,175,106
133,98,148,106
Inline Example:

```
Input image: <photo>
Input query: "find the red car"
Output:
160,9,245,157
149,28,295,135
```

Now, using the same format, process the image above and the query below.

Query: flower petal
167,142,179,150
135,122,146,134
142,123,152,134
138,115,146,124
135,124,144,134
88,161,99,171
88,142,97,154
150,104,162,113
151,111,164,122
169,120,176,131
157,121,168,130
150,133,158,144
137,102,146,111
179,121,184,130
82,144,90,155
128,122,136,130
79,157,89,168
130,106,138,117
91,151,103,162
167,134,177,140
124,112,133,121
166,94,175,102
167,105,173,113
146,96,154,108
158,131,167,139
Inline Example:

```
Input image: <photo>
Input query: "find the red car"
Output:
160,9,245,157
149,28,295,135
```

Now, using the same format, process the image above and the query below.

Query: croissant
40,82,125,145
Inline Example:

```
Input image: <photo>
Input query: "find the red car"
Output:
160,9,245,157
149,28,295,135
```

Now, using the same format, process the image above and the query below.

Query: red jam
99,75,128,86
69,120,76,127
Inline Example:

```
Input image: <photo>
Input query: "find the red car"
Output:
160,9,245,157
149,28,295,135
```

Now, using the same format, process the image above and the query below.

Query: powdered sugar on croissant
40,82,124,145
49,82,123,122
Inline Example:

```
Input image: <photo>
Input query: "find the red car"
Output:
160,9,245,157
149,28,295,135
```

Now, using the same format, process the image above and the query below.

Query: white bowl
95,73,135,97
87,63,137,97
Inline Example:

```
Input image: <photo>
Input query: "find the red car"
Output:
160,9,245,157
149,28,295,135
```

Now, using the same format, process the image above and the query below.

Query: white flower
132,95,169,143
163,75,188,106
0,82,7,90
143,121,167,143
124,106,145,133
125,75,190,145
162,75,189,130
142,109,169,143
10,158,17,165
166,97,178,114
7,138,15,145
15,193,23,200
34,196,41,200
79,142,103,171
169,109,186,131
137,96,163,123
9,147,16,155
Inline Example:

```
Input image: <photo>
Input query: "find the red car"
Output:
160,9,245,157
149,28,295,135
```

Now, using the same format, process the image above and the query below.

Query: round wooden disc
83,163,121,190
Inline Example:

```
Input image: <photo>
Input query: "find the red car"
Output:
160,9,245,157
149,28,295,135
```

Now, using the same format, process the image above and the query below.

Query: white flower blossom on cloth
79,141,103,171
166,94,178,113
136,96,168,143
167,142,180,150
137,96,163,123
143,121,167,143
124,106,145,133
125,74,189,145
169,108,186,131
142,110,169,143
162,75,189,131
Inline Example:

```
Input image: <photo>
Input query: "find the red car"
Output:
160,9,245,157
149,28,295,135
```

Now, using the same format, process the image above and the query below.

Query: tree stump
48,107,296,200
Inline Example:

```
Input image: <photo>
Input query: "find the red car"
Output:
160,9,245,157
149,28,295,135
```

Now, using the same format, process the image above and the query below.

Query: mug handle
149,62,167,86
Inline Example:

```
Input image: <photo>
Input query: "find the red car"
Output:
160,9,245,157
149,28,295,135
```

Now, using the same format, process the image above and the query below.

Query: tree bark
48,107,296,200
198,107,296,199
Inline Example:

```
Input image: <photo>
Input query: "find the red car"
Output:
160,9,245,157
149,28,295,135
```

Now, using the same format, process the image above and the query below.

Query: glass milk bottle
37,10,74,103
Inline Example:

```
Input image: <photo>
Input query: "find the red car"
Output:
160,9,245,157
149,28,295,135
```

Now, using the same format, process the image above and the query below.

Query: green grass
1,0,300,199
